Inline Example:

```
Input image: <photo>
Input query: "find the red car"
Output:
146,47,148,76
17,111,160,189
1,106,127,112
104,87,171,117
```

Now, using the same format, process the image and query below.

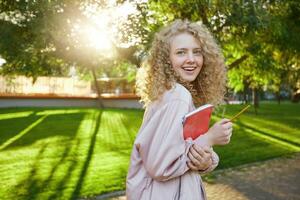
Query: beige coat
126,83,219,200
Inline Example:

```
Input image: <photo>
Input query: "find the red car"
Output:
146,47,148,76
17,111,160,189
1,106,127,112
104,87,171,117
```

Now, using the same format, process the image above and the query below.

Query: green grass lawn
212,102,300,168
0,102,299,200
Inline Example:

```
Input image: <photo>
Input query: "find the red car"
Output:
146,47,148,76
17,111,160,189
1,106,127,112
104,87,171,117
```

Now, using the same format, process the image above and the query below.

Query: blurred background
0,0,299,200
0,0,299,106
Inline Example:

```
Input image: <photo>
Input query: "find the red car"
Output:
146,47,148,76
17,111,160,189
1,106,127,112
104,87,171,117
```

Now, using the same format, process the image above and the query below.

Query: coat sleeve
136,99,193,182
198,149,219,174
194,134,219,174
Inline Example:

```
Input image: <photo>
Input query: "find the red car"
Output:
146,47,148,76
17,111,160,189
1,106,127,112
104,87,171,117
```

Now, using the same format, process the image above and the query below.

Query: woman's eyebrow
175,48,187,50
175,47,202,50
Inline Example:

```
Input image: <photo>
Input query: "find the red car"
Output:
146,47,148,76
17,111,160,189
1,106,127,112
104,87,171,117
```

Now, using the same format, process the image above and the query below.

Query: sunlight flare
83,26,113,51
69,0,143,55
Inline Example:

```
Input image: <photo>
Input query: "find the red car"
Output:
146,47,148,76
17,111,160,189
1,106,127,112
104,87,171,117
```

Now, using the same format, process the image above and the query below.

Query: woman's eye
193,50,202,55
176,51,185,55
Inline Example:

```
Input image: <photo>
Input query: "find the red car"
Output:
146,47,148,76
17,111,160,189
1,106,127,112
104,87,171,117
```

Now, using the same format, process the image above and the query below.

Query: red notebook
182,104,214,140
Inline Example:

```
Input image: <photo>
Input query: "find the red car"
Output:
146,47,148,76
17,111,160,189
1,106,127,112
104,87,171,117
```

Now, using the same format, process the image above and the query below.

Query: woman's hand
206,118,233,146
187,144,212,171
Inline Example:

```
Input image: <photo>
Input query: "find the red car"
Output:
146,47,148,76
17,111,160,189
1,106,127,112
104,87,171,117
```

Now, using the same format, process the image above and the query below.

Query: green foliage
102,61,137,82
0,0,145,79
146,0,300,97
0,0,299,95
0,0,76,78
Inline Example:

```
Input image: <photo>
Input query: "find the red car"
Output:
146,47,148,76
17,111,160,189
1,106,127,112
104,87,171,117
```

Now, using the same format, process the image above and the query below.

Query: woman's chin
180,75,197,82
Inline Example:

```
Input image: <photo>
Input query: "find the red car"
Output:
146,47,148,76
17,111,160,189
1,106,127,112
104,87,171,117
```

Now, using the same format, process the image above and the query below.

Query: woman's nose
186,52,195,63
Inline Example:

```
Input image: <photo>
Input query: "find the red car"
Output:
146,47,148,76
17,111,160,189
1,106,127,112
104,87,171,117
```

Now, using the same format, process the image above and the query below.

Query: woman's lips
182,66,197,72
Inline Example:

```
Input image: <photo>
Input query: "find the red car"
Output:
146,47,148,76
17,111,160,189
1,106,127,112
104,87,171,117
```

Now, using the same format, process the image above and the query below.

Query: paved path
96,153,300,200
203,153,300,200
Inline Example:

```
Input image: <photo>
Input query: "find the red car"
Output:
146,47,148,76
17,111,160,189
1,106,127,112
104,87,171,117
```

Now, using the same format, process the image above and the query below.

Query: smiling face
169,32,204,82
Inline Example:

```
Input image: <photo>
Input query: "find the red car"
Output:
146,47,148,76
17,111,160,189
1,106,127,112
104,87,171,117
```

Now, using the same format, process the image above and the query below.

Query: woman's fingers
189,145,212,164
187,161,198,171
210,118,233,146
188,145,213,170
222,134,231,144
187,158,212,171
188,151,201,166
225,128,232,136
222,122,233,130
191,145,205,157
219,118,231,124
192,144,211,155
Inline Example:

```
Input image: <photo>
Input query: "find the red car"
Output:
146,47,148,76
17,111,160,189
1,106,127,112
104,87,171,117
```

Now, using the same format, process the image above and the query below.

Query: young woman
126,19,233,200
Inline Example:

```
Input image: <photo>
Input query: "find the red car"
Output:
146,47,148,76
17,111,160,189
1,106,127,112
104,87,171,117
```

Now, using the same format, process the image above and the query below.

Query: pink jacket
126,83,219,200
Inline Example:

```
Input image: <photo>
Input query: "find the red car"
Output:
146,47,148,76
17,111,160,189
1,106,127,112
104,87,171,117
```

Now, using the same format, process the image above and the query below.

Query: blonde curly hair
136,19,227,108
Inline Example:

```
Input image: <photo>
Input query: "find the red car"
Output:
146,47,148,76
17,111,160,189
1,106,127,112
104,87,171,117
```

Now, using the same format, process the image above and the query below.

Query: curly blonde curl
136,19,227,108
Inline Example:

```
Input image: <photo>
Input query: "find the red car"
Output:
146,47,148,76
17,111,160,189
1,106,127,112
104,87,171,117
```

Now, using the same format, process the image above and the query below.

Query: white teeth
183,67,196,71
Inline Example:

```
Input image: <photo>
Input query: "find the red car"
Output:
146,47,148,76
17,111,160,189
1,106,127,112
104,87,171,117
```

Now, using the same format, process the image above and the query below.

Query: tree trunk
276,91,281,105
243,81,250,104
243,90,247,104
291,87,300,103
252,88,259,115
91,67,104,108
224,86,230,104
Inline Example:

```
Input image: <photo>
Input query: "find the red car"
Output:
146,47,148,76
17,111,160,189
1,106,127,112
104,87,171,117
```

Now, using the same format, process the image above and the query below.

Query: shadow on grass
0,108,143,199
1,108,138,200
119,113,142,145
70,110,103,200
97,110,143,154
237,121,300,148
11,144,50,200
0,107,41,114
0,111,39,147
6,110,91,200
10,140,81,200
216,103,300,129
1,112,86,150
214,123,298,169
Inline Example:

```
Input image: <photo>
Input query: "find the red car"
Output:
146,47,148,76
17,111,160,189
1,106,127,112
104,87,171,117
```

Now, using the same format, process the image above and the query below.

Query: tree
145,0,300,107
1,0,299,107
0,0,147,107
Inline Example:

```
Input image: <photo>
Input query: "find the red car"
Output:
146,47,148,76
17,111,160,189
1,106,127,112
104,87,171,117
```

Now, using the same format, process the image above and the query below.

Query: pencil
230,105,251,121
222,106,226,118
